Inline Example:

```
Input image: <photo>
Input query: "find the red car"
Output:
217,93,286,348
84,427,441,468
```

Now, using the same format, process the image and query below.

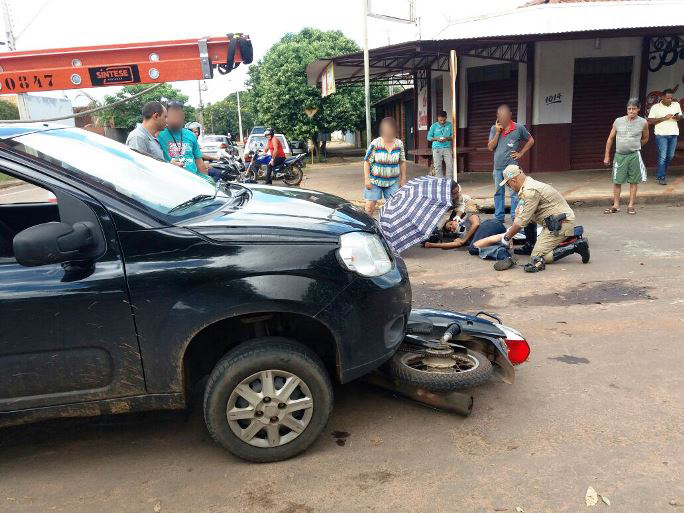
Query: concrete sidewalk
301,158,684,211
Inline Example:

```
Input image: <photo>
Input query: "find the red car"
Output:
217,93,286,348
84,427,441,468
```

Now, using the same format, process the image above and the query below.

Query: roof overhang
307,20,684,88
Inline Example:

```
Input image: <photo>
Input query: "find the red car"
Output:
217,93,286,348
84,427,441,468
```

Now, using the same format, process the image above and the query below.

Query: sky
1,0,524,107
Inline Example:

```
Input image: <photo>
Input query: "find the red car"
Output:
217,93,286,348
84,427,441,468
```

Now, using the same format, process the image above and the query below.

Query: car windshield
11,128,233,222
248,135,285,151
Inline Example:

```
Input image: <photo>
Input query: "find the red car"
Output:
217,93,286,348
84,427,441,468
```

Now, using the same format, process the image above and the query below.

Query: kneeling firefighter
497,165,590,272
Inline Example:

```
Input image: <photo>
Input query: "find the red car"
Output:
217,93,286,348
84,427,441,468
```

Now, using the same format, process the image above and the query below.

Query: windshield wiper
168,194,217,214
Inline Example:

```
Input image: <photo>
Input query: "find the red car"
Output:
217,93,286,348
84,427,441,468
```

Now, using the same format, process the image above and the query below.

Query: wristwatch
503,234,511,242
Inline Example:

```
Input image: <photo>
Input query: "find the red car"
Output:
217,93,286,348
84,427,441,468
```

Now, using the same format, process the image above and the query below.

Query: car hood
185,185,377,243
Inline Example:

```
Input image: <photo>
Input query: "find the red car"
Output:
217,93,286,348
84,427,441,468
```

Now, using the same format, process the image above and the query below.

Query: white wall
427,36,646,131
17,94,75,126
644,36,684,113
533,37,642,125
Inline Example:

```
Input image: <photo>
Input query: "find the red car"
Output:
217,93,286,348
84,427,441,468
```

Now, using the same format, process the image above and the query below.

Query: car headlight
338,232,392,277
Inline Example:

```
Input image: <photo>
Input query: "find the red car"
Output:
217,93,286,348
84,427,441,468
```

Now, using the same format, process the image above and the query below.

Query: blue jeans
493,168,518,223
655,135,678,181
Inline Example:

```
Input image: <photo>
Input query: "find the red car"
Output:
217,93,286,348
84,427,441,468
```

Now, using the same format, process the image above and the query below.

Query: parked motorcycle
209,151,246,183
245,149,305,186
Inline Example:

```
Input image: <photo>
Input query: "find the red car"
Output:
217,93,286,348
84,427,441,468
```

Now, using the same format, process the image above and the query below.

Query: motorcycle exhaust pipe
363,372,473,417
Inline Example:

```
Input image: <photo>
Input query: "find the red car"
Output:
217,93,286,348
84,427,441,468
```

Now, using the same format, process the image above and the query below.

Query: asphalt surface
1,202,684,512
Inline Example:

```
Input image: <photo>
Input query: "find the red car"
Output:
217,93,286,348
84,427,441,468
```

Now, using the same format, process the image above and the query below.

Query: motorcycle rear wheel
282,165,303,186
387,348,493,391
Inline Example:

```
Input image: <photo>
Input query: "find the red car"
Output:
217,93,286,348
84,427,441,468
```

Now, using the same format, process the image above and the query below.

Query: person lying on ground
424,212,481,249
424,182,479,249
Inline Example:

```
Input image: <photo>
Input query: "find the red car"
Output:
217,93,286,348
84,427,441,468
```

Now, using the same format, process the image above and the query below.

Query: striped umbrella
379,176,453,255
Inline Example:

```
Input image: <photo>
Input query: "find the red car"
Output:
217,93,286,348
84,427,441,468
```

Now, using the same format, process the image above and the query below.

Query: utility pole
364,0,419,144
1,0,15,51
362,0,371,145
236,89,243,142
197,80,205,125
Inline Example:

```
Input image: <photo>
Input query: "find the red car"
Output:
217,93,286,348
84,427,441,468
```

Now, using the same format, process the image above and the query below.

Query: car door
0,168,145,412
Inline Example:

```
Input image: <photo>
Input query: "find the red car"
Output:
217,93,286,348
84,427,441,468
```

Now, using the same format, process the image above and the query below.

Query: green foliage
101,84,197,132
203,90,255,137
0,100,20,120
248,28,386,142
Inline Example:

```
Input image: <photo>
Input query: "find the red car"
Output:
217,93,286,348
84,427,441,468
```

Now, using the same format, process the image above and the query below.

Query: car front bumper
315,257,412,383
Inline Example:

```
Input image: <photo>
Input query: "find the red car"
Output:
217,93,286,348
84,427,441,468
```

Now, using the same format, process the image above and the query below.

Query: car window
11,128,231,222
0,175,59,259
0,175,56,205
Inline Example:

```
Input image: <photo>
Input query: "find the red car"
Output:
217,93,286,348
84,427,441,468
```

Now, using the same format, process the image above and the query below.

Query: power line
16,0,51,40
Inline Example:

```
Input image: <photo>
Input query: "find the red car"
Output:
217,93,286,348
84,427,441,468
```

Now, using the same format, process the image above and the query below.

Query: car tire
203,337,333,462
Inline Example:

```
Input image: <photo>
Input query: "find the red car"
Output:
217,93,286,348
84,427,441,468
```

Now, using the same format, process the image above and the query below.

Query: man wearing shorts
603,98,649,215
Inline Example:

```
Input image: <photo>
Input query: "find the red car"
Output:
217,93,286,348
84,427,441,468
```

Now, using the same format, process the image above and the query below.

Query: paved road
1,206,683,513
0,182,50,204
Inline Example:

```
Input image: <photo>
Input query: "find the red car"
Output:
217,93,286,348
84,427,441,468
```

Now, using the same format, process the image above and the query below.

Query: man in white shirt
648,89,682,185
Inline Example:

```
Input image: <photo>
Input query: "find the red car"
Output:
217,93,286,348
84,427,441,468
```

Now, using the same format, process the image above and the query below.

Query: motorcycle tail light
504,338,530,365
220,143,227,149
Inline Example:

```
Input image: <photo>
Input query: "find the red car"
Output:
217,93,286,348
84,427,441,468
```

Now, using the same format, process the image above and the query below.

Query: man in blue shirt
158,101,207,176
487,104,534,223
427,110,453,177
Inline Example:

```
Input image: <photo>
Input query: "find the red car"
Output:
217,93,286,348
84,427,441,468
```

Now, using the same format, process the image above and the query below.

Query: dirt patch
516,280,655,307
354,469,395,490
412,285,492,310
278,503,314,513
244,485,276,510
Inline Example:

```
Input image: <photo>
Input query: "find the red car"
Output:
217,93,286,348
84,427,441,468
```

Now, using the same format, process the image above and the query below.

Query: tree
101,83,197,132
248,28,386,149
203,90,256,137
0,99,19,120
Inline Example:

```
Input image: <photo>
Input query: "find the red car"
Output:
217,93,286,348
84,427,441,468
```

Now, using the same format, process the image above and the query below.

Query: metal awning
306,40,531,87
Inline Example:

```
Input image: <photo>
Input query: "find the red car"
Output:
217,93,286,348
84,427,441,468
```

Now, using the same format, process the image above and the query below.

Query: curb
470,192,684,212
351,192,684,212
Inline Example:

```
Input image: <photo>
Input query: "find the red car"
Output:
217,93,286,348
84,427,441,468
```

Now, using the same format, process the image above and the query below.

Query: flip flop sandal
627,207,637,215
603,207,620,214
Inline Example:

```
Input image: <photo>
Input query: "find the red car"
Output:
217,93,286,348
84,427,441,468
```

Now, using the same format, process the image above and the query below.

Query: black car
0,125,411,462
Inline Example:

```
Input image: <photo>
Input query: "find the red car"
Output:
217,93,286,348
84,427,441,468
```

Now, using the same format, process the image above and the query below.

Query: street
2,204,683,513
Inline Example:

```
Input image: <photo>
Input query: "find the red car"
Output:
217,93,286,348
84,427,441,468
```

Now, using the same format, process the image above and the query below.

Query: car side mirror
13,221,98,267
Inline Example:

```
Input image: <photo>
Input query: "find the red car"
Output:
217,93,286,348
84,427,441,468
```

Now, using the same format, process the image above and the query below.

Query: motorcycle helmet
185,121,202,138
263,128,274,137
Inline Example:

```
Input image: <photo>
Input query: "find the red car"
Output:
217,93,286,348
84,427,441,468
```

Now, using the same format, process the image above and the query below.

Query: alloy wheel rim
226,369,314,448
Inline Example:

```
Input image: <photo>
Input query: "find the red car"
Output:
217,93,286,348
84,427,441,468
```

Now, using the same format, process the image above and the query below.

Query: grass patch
0,172,15,183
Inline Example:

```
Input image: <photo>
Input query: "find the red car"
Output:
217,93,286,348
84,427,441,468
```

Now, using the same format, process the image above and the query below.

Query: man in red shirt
264,128,286,185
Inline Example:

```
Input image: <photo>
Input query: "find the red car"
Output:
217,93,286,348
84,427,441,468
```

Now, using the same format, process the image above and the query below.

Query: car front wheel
203,337,333,462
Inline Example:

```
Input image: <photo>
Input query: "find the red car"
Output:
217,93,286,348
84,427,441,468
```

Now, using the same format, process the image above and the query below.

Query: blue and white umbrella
379,176,453,255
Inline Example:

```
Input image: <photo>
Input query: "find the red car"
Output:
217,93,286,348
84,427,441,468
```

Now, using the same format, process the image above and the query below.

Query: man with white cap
496,164,590,272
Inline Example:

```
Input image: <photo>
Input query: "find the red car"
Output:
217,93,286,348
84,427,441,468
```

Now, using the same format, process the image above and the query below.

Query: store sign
417,80,428,130
321,62,336,97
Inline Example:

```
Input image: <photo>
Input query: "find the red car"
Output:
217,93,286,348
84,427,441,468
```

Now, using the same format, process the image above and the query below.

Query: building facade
308,1,684,173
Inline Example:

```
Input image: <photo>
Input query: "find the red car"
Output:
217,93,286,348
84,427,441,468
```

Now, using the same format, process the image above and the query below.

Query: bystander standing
427,110,453,178
647,88,681,185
